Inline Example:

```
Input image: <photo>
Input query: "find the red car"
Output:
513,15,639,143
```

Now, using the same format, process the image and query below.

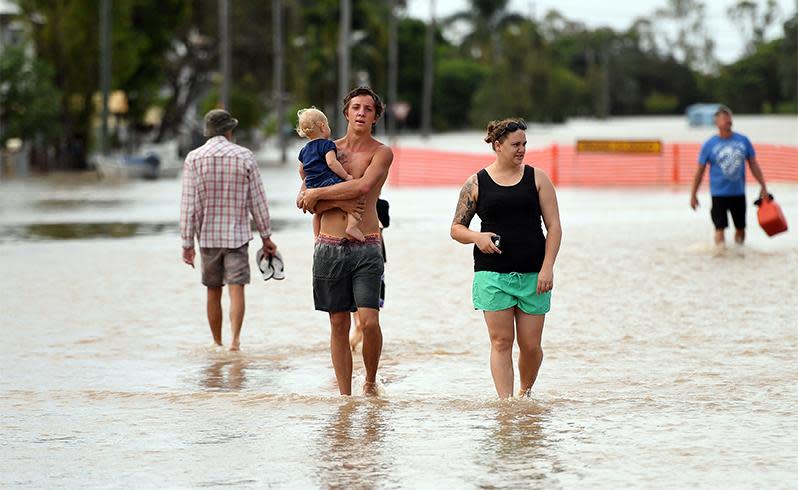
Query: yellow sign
576,140,662,154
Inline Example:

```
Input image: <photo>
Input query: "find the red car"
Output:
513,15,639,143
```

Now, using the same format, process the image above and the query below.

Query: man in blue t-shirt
690,105,769,246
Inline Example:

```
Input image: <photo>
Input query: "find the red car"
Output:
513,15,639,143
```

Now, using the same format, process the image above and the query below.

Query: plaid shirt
180,136,271,249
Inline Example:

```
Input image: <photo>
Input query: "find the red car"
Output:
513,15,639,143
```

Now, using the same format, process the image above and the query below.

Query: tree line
1,0,796,170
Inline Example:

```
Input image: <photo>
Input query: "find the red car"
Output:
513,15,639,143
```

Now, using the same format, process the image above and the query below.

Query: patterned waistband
316,232,381,246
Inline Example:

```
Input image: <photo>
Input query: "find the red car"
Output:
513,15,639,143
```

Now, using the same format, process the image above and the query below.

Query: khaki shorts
200,243,250,287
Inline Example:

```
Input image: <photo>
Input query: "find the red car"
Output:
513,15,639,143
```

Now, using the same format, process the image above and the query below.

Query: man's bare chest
336,149,374,178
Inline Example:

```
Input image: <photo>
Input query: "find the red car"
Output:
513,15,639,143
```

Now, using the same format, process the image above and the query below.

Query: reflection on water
200,356,249,392
315,399,389,489
477,402,561,486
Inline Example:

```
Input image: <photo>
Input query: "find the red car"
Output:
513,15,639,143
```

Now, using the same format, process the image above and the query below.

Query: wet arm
313,198,365,218
690,164,706,197
537,171,562,270
450,175,480,244
748,156,767,190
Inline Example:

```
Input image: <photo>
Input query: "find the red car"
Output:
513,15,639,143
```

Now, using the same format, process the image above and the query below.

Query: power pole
273,0,286,163
337,0,352,137
421,0,435,138
100,0,112,155
219,0,231,109
388,0,398,140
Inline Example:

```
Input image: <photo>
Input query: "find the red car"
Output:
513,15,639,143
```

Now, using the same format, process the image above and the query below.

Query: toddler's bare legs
345,213,365,242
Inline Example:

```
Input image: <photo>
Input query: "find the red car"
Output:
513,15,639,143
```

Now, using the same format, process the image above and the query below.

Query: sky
405,0,797,64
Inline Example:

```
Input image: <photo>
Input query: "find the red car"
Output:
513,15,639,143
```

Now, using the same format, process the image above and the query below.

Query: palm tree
444,0,524,63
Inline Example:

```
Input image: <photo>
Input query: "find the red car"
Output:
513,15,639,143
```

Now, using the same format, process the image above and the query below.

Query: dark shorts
306,174,345,188
313,233,384,313
711,195,746,230
200,243,250,287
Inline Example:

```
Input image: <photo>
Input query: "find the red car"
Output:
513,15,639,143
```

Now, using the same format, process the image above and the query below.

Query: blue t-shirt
697,132,755,196
298,139,344,188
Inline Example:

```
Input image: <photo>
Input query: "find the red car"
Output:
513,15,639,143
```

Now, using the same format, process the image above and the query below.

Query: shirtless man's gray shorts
313,233,384,312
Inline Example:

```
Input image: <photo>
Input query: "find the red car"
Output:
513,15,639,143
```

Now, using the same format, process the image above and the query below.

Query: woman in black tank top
450,118,562,399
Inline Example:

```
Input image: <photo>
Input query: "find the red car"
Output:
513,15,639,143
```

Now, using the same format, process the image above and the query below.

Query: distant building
0,0,23,51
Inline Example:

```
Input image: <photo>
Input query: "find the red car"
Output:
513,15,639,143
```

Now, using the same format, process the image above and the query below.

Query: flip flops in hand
256,249,285,281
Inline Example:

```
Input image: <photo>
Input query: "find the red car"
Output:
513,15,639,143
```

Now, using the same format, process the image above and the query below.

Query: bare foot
363,381,379,397
346,225,366,242
229,341,240,352
517,388,532,398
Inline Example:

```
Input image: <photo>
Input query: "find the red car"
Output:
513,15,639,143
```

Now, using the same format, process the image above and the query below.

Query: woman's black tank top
473,165,546,273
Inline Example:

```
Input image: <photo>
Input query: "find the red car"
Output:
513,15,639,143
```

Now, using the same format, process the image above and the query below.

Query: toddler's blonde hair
296,107,328,138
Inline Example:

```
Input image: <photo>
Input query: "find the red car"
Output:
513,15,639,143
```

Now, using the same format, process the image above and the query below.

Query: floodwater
1,165,797,488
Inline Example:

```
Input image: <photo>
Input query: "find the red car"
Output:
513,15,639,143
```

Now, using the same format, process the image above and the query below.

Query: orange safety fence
388,143,798,187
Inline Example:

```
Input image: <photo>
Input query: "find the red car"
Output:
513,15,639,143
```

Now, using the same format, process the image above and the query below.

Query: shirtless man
298,87,393,396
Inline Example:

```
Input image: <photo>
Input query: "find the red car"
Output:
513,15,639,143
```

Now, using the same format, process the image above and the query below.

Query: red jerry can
755,195,788,237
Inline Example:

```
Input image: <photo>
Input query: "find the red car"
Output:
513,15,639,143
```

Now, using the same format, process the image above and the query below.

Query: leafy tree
10,0,795,172
109,1,192,126
727,0,781,55
778,13,797,112
0,46,61,146
469,21,587,124
545,17,707,116
17,0,191,167
287,0,390,121
715,39,783,112
432,57,489,129
644,92,680,113
652,0,716,72
153,23,215,142
200,86,265,134
18,0,102,168
611,32,703,114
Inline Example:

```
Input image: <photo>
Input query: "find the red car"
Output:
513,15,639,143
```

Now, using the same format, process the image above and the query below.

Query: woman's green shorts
472,271,551,315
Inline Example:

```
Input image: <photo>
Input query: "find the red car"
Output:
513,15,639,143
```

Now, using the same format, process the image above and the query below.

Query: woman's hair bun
484,120,500,143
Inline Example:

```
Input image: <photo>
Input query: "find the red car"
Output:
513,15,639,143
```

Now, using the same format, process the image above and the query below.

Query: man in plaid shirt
180,109,277,351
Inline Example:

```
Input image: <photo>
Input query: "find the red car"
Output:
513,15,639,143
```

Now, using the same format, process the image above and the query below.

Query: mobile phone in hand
491,234,501,248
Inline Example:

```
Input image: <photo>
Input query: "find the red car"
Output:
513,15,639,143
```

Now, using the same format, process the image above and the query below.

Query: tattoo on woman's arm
453,177,477,226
